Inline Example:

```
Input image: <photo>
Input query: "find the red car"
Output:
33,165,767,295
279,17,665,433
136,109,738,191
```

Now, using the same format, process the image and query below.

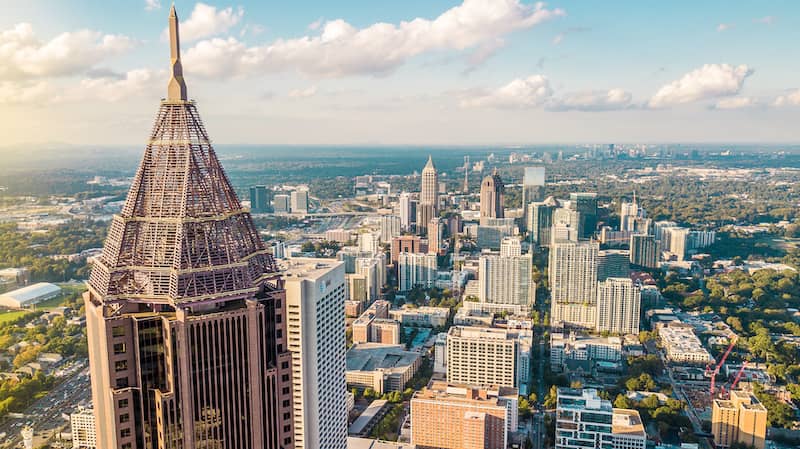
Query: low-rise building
550,332,623,374
0,282,61,309
658,322,714,365
389,305,449,328
555,388,646,449
70,407,97,449
346,343,421,395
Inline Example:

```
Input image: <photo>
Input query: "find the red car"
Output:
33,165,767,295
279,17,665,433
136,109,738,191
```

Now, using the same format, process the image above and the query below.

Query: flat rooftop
612,408,645,437
346,343,419,372
280,257,343,282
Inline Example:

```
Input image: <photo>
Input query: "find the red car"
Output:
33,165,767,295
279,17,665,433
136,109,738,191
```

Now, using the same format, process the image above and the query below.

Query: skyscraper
291,190,309,214
283,259,348,449
417,156,438,235
428,217,444,254
250,185,272,214
630,234,658,269
478,253,534,308
549,240,599,329
596,277,641,335
527,202,554,247
569,192,598,239
84,8,295,449
480,168,505,224
522,167,545,226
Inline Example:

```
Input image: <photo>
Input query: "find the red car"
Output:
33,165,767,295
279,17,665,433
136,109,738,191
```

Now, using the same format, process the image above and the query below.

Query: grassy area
0,309,33,324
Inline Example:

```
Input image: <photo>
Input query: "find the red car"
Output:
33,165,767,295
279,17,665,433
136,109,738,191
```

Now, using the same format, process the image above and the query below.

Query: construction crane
710,335,738,398
730,361,749,391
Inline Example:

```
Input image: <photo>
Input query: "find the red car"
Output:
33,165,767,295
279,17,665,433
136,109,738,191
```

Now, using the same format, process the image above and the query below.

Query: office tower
380,215,401,243
446,326,532,394
630,234,658,269
478,253,534,308
347,274,368,302
553,207,581,242
597,249,630,281
463,155,470,192
663,227,690,260
417,156,439,235
653,220,678,241
596,277,641,335
549,240,599,329
428,217,444,254
569,192,598,238
712,390,768,449
480,169,505,224
283,259,348,449
355,256,383,301
500,237,522,257
390,235,424,264
619,192,644,232
250,185,272,213
398,253,437,291
273,193,291,213
522,167,545,211
411,382,518,449
555,388,646,449
291,190,309,214
399,192,413,231
527,202,554,247
84,8,295,449
70,407,97,449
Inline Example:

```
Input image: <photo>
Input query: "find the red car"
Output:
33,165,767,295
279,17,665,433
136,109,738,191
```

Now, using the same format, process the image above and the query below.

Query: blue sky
1,0,799,146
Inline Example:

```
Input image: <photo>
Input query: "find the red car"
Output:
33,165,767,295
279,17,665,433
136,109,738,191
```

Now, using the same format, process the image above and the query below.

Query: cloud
183,0,564,78
287,85,318,98
716,23,734,32
145,0,161,11
240,23,265,38
754,16,776,25
0,81,53,105
168,2,244,42
73,69,161,102
773,89,800,107
552,27,589,45
549,88,633,111
308,18,324,31
713,96,759,109
460,75,553,108
0,23,134,81
648,63,753,108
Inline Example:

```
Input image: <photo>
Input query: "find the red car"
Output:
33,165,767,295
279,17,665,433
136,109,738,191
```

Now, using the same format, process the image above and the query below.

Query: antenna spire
167,5,188,101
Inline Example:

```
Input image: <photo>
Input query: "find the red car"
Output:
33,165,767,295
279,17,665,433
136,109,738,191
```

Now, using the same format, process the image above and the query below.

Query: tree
543,385,558,409
614,394,634,409
519,397,531,418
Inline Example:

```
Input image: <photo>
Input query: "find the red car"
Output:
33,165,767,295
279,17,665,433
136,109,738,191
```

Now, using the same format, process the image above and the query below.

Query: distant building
478,253,534,310
70,407,97,449
569,192,598,239
663,227,690,260
291,190,310,214
550,240,598,329
630,234,658,269
553,207,581,242
389,305,449,328
273,193,291,213
417,156,438,235
398,192,416,232
499,237,522,257
380,215,401,243
658,322,714,364
550,332,623,373
596,278,641,335
345,343,421,394
390,235,424,264
480,169,505,224
522,167,546,213
249,185,272,213
327,229,354,244
0,282,61,309
712,390,767,449
527,202,554,247
597,250,630,281
411,382,518,449
352,301,392,344
398,253,437,292
428,217,444,254
283,258,348,449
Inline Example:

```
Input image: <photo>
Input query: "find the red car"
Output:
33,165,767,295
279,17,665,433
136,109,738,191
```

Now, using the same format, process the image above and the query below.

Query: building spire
167,4,188,101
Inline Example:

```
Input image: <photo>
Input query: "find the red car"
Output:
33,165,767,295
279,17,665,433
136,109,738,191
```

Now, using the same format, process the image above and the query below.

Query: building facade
70,407,97,449
478,254,535,308
398,253,437,292
446,326,532,394
596,278,641,335
550,240,599,329
480,169,505,224
711,390,767,449
630,234,658,269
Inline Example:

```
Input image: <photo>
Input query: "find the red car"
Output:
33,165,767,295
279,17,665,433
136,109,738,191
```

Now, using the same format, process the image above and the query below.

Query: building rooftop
612,408,646,437
280,257,344,282
348,400,389,436
413,381,517,405
346,343,420,372
346,437,415,449
0,282,61,306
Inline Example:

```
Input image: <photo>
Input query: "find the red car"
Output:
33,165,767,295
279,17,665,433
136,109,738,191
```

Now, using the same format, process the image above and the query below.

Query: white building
556,388,646,449
658,323,714,365
380,215,401,243
0,282,61,309
283,258,349,449
398,192,414,231
500,237,522,257
398,253,437,291
70,407,97,449
433,332,447,373
596,278,641,335
291,190,310,214
478,253,534,310
550,240,599,329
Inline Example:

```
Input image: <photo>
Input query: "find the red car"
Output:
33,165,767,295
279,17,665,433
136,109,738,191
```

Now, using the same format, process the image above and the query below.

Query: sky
1,0,799,147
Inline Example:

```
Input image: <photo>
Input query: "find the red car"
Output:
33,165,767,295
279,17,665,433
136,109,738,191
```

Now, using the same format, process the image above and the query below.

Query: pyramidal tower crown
88,7,276,307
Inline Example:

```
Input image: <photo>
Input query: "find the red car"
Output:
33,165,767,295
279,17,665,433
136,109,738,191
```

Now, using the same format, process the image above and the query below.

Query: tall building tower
522,167,545,215
549,240,599,329
630,234,658,269
291,190,309,214
398,192,415,231
500,237,522,257
569,192,598,238
428,217,444,255
480,168,505,224
712,390,768,449
250,185,272,214
463,155,470,193
84,8,295,449
527,202,554,247
283,259,348,449
477,253,534,309
596,277,641,335
417,156,438,234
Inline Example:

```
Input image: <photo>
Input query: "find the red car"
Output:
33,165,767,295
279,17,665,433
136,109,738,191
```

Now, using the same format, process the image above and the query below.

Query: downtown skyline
2,0,800,146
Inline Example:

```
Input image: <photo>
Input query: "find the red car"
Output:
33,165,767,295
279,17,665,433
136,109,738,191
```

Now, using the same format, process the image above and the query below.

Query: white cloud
773,89,800,107
716,23,734,32
73,69,161,102
549,88,633,111
287,85,318,98
183,0,564,78
754,16,776,25
168,2,244,42
460,75,553,108
648,63,753,108
713,96,759,109
0,80,53,104
145,0,161,11
308,18,324,31
240,23,265,38
0,23,134,81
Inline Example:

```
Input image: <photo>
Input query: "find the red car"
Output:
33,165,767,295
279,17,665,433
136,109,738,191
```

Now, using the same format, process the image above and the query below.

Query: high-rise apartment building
428,217,444,254
553,207,581,242
84,8,295,449
663,227,690,260
274,193,291,213
555,388,646,449
527,202,554,247
398,252,438,291
250,185,272,213
569,192,598,238
380,215,401,243
417,156,439,235
522,167,546,213
500,237,522,257
620,193,645,233
398,192,414,231
630,234,658,269
712,390,768,449
596,277,641,335
550,240,599,329
597,249,631,281
480,169,505,224
70,407,97,449
291,190,309,214
446,326,532,394
390,235,424,264
478,253,534,309
411,382,518,449
283,259,348,449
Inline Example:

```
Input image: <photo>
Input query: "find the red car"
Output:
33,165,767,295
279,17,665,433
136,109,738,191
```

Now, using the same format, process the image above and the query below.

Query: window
120,413,130,424
113,343,126,354
281,361,289,369
122,444,132,449
116,377,129,388
121,428,131,438
115,360,128,372
118,399,129,409
282,374,289,382
112,326,126,337
284,437,292,445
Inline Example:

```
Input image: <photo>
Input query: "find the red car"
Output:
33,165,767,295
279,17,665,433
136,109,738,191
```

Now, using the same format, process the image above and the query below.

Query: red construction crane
710,335,738,398
730,361,749,391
